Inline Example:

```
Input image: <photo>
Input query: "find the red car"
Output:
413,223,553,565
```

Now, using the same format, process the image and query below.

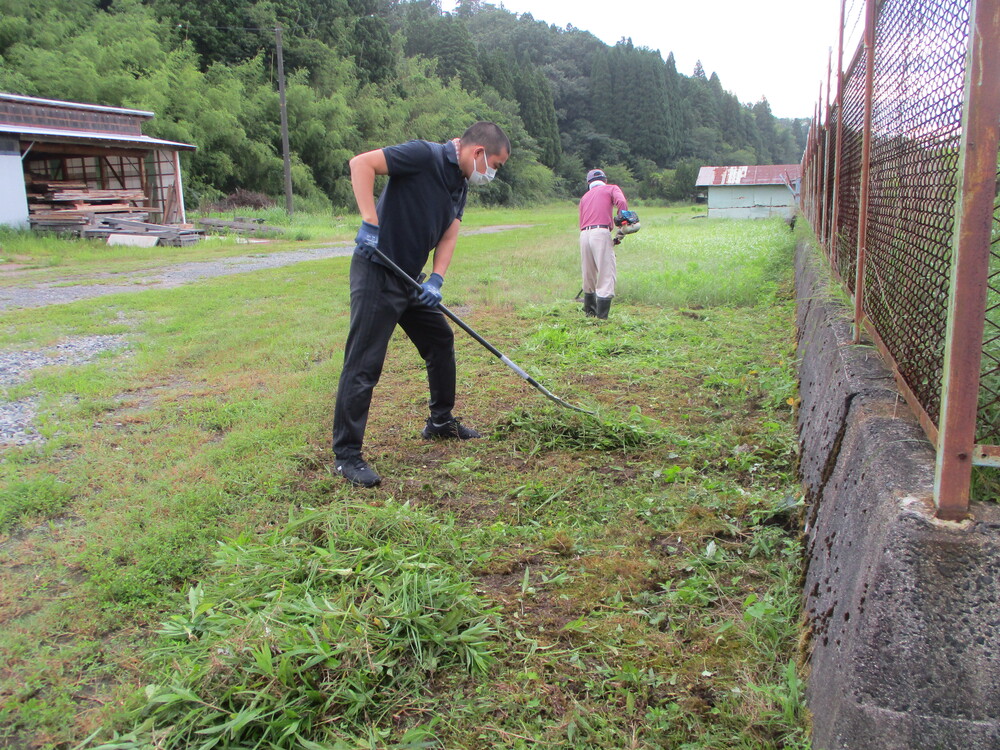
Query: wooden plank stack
27,177,148,221
25,177,202,246
83,217,203,247
197,218,285,235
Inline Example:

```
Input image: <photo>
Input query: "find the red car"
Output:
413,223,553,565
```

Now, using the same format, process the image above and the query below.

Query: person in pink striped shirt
578,168,629,319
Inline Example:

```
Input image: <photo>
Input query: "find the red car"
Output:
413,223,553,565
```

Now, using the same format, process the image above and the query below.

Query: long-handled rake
372,248,595,415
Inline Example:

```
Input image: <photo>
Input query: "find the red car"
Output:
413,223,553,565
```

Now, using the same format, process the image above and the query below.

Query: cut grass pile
91,506,495,749
0,206,808,749
494,407,666,453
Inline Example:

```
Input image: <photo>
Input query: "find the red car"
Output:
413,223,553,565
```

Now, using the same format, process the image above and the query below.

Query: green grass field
0,206,810,749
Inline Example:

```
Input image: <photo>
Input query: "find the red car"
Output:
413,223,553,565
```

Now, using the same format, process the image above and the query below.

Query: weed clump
94,505,494,749
494,406,666,453
203,189,277,212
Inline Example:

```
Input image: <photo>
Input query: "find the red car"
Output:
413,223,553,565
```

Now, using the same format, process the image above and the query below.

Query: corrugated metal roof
695,164,802,187
0,92,154,118
0,123,196,151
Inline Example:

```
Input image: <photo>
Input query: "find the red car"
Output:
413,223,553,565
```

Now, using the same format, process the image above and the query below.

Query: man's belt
581,224,611,230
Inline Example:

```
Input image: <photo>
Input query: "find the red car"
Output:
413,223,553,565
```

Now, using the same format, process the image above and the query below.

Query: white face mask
468,149,497,186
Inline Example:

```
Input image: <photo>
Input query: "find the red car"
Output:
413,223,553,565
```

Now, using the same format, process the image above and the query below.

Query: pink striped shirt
579,183,628,229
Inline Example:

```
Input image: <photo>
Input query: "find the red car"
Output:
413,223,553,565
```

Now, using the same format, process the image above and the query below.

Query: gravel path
0,225,533,312
0,244,355,311
0,334,130,445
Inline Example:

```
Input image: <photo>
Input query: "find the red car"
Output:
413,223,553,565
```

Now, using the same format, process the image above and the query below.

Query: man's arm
349,149,389,224
612,185,629,213
430,218,461,277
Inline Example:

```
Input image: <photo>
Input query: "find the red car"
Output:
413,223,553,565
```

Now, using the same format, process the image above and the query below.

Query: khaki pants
580,227,616,298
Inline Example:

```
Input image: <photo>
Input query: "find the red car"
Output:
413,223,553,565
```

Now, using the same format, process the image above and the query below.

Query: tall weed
91,506,495,749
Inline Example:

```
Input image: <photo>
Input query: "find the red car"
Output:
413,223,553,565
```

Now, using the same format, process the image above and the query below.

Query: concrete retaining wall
795,243,1000,749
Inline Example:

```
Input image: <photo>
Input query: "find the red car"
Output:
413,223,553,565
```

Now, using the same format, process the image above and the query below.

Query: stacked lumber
197,218,285,235
27,178,150,225
47,188,147,203
83,217,204,247
26,176,87,191
28,215,92,233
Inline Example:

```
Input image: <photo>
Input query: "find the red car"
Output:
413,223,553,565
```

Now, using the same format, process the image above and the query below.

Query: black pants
332,254,456,460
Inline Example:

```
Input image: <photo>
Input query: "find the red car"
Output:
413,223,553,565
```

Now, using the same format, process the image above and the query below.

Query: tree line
0,0,809,210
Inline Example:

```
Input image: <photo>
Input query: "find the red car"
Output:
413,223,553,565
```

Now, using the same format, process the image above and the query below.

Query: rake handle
369,248,594,415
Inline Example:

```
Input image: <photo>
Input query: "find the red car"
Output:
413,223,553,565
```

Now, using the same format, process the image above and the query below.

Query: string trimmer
372,247,595,415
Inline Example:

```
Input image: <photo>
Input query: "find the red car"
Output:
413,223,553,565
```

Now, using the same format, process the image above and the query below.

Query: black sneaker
335,457,381,487
421,417,482,440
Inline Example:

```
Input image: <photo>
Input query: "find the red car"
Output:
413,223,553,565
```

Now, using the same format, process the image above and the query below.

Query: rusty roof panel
1,96,145,137
0,92,194,150
0,93,154,118
696,164,803,187
0,124,196,151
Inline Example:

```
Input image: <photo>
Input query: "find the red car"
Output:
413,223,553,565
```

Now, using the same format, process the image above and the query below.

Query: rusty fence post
814,96,823,230
804,108,817,224
934,0,1000,520
820,57,833,247
829,0,847,273
853,0,876,343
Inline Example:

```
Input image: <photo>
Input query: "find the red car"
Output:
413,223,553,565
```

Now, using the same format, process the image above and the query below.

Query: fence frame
803,0,1000,519
934,0,1000,517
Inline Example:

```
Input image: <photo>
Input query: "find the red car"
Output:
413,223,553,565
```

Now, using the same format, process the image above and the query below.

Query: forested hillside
0,0,809,209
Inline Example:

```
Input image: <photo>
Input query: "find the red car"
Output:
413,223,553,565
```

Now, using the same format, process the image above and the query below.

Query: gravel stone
0,245,354,311
0,335,130,446
0,226,528,312
0,396,40,445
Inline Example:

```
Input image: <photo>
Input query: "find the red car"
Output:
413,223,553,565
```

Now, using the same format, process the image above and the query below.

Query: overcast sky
446,0,848,119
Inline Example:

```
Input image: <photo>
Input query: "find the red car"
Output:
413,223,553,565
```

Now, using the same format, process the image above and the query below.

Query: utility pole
275,26,294,215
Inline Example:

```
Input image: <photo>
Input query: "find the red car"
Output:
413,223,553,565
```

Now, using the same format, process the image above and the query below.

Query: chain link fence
801,0,1000,516
983,170,1000,441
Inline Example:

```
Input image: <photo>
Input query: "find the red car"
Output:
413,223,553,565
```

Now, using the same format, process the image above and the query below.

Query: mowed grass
0,206,808,749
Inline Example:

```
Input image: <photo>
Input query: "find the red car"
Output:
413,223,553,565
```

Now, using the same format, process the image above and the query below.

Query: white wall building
696,165,802,219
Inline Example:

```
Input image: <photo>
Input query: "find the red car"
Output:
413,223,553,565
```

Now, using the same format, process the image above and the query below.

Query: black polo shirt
375,139,468,278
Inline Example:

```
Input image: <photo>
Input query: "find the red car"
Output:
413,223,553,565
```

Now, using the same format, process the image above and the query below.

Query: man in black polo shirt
333,121,511,487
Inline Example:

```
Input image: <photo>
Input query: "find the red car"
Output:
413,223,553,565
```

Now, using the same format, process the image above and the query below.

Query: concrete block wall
795,243,1000,749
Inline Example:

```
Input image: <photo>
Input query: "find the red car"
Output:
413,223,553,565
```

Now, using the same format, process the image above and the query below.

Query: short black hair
461,121,511,156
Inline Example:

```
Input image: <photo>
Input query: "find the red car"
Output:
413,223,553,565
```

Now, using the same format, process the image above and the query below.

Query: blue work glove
354,220,379,259
418,273,444,307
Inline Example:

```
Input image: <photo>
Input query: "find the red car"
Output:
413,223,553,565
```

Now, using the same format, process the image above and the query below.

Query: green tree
752,97,780,162
590,40,675,166
512,59,561,168
404,9,481,91
669,159,701,201
350,14,396,85
480,49,516,100
151,0,265,67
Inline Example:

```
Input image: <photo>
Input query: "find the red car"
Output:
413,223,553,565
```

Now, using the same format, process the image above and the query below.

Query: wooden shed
0,93,196,232
695,165,802,219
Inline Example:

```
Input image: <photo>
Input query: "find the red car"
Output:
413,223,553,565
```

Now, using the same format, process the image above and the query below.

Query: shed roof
0,93,155,118
0,92,195,151
0,124,196,151
695,165,802,187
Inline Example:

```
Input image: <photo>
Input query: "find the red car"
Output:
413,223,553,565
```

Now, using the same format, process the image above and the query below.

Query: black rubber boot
583,292,597,317
595,296,612,319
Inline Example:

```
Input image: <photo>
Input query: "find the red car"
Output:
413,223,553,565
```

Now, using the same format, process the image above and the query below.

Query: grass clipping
494,405,666,453
93,506,494,749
